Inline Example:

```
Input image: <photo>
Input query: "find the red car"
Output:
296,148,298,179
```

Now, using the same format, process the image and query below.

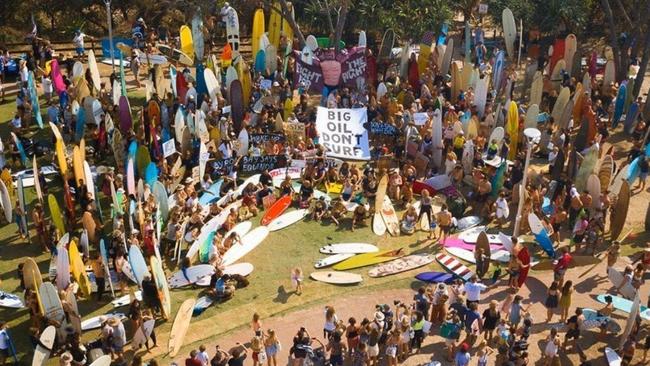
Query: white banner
316,107,370,160
162,139,176,158
413,112,429,126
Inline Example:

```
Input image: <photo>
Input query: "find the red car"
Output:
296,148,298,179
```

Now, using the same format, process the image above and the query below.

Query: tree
487,0,592,35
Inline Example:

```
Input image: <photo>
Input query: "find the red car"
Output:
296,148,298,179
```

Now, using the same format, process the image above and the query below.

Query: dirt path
159,254,639,366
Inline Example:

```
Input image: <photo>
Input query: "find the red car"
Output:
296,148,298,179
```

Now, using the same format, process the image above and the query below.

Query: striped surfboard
435,253,474,282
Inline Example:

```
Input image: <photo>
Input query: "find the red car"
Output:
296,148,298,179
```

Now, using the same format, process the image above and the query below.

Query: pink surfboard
443,238,502,252
51,59,66,94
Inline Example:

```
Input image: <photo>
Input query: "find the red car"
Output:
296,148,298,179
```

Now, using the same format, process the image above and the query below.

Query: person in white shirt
0,321,11,364
197,344,210,365
494,191,509,226
73,30,88,58
464,275,489,307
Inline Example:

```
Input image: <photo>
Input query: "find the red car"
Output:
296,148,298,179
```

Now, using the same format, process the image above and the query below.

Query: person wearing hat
59,351,73,366
108,315,126,361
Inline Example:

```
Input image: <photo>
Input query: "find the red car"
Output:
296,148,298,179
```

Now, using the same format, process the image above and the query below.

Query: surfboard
251,9,265,56
415,271,454,283
23,257,43,293
368,254,435,277
620,294,640,349
168,298,196,357
221,226,270,266
69,241,92,297
128,244,151,286
81,313,126,331
261,195,291,226
89,355,112,366
551,87,571,125
315,254,355,268
168,265,217,288
132,319,156,350
458,226,501,244
310,271,363,285
0,291,24,308
333,249,404,271
605,348,622,366
319,243,378,254
435,253,474,281
612,83,627,128
380,197,400,236
596,294,650,320
517,247,531,287
372,212,387,236
608,267,636,299
39,282,65,322
150,256,171,318
225,7,240,58
111,290,142,307
87,50,102,92
599,155,614,193
0,180,11,222
32,325,56,366
502,8,516,58
267,209,308,231
528,213,555,258
610,181,630,241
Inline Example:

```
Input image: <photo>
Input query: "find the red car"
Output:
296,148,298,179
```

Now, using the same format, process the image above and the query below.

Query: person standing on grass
291,267,303,295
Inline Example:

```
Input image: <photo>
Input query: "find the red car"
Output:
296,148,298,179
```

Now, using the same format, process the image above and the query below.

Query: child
496,319,510,346
291,267,303,295
476,339,494,366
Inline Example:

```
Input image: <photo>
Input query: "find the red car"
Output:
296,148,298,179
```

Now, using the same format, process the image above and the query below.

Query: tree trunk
277,0,306,48
633,5,650,98
333,0,349,53
600,0,624,82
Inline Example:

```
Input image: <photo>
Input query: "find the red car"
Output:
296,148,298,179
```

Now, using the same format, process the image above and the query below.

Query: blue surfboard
627,155,642,183
254,50,266,74
612,83,626,128
416,271,454,284
144,162,158,188
195,63,208,106
199,179,223,206
535,228,555,258
624,102,640,134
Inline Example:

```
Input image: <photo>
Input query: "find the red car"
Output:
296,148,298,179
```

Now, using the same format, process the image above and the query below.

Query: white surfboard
314,253,355,268
132,319,156,349
89,355,112,366
373,212,387,235
498,232,514,252
81,313,126,331
221,226,270,266
445,247,477,264
306,35,318,51
32,325,56,366
319,243,379,254
608,267,636,299
310,271,362,285
267,209,308,231
458,226,502,244
111,290,142,307
169,264,216,288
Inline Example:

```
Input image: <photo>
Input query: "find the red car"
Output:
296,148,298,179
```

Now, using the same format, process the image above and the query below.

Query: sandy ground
165,255,643,366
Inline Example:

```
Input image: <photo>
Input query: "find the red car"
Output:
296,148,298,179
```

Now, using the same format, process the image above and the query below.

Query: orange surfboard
261,195,292,226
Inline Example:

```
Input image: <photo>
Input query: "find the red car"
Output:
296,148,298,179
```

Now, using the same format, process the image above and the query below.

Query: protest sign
315,107,370,160
370,122,399,136
239,155,287,174
162,139,177,158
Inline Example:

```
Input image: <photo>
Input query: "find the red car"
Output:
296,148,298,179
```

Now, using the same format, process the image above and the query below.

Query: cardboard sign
162,139,177,158
413,112,429,126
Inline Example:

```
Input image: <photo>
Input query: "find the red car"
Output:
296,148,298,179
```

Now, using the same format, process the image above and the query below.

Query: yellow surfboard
282,3,294,44
418,41,432,74
252,9,265,57
507,101,519,160
180,25,194,62
48,194,65,236
283,98,294,120
68,240,92,298
238,61,252,108
268,1,282,47
333,249,404,271
72,146,84,185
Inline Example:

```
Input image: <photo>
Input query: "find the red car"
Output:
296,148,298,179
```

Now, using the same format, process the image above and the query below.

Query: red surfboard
412,180,436,196
517,247,531,288
261,195,292,226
